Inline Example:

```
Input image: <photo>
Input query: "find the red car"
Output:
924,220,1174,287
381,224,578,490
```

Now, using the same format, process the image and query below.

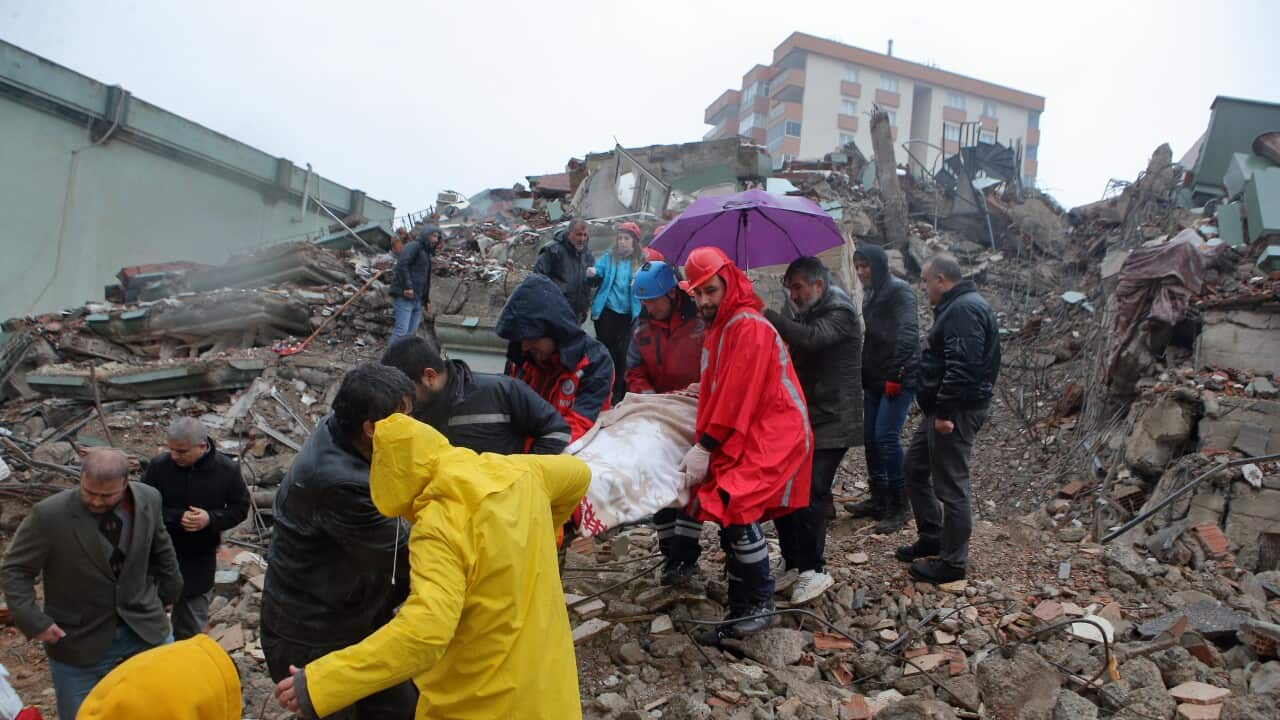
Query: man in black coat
533,218,595,323
142,417,250,639
896,255,1001,584
389,225,440,340
260,364,418,719
845,243,920,532
764,256,862,605
380,335,572,454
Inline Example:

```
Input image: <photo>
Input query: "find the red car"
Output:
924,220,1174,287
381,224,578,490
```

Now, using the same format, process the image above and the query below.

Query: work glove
884,380,902,399
677,444,712,486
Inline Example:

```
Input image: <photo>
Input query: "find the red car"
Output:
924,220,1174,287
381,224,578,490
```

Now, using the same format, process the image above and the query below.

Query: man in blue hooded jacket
389,226,441,340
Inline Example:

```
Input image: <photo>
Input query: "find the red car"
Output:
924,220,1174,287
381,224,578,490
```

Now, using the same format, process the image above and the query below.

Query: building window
843,64,859,83
945,92,966,110
840,98,857,116
879,75,899,93
739,113,763,133
982,100,998,118
766,122,785,147
785,121,802,137
1028,110,1041,129
839,133,857,146
944,123,960,142
979,129,997,144
769,102,787,121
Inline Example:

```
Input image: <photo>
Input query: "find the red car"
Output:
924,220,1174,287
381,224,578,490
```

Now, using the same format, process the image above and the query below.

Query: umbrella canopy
649,189,844,270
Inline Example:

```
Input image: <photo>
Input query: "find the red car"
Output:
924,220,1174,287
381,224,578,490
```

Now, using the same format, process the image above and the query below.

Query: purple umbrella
650,189,844,269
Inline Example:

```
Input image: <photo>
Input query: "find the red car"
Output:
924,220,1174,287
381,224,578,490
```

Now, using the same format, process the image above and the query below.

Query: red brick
1169,681,1230,705
1193,525,1229,558
1177,703,1223,719
842,695,872,720
1058,480,1086,498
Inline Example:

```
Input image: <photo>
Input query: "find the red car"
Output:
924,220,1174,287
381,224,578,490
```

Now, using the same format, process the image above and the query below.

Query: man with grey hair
534,217,596,323
2,447,182,719
895,254,1001,585
142,416,250,638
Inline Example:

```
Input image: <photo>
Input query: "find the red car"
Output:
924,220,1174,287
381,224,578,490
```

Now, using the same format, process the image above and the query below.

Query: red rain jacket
625,297,704,395
689,265,812,526
514,352,612,442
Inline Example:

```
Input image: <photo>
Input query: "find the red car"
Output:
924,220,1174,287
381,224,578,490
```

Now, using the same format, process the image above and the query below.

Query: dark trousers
261,626,418,720
594,308,633,403
720,522,774,612
654,507,703,563
775,447,847,573
903,406,989,569
864,389,916,492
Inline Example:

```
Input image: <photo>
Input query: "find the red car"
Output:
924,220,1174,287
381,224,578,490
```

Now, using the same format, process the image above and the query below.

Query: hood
369,413,513,520
710,264,763,329
809,285,857,317
78,634,240,720
854,243,890,293
550,227,581,255
496,274,591,366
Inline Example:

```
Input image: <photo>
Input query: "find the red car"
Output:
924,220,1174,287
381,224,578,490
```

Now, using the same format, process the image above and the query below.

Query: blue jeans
863,388,916,492
391,295,422,339
48,622,170,719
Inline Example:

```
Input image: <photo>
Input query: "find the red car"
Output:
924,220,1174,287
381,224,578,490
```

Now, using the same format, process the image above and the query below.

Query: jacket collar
933,279,977,314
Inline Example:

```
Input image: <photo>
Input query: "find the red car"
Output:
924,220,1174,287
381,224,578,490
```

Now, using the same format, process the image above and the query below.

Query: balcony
703,89,740,125
874,88,900,108
943,106,966,123
838,115,858,132
770,68,806,103
840,81,862,98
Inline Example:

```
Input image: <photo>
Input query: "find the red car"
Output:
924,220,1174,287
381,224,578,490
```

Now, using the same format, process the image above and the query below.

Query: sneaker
790,570,834,604
660,560,697,587
894,539,940,563
730,602,778,636
909,558,966,585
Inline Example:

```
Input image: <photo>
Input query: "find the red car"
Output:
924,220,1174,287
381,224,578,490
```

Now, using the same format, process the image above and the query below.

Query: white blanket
567,390,698,537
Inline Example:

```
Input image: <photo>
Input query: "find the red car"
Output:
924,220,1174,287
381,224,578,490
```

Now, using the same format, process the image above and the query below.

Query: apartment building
703,33,1045,186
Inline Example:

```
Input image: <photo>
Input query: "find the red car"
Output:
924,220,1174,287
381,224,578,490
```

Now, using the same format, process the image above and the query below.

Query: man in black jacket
389,225,440,340
380,335,572,454
764,257,862,605
141,417,250,640
844,244,920,532
533,218,595,323
260,364,417,719
896,255,1001,584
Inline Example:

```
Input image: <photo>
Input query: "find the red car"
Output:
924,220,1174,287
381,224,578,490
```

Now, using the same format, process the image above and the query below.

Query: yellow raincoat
303,413,590,719
77,634,241,719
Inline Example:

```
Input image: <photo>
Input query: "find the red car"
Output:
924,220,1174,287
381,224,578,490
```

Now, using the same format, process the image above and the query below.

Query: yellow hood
369,413,513,520
77,634,240,720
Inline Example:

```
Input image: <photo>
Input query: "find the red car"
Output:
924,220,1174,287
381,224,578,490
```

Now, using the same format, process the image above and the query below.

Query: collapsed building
1,95,1279,718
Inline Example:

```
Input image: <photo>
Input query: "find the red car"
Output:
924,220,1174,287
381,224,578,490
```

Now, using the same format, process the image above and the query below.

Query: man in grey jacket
1,447,182,719
764,256,863,605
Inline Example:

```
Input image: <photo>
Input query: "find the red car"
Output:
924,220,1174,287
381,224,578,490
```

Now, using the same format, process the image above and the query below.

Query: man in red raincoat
678,247,813,639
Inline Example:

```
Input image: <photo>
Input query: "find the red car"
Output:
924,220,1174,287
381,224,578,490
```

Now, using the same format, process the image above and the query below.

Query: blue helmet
633,261,678,300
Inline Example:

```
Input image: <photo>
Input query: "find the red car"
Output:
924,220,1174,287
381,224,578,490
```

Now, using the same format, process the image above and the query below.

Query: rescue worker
272,412,591,720
260,365,417,719
764,256,862,605
380,335,572,454
533,218,595,323
844,243,920,532
626,260,706,585
496,273,614,442
77,634,241,720
679,247,813,639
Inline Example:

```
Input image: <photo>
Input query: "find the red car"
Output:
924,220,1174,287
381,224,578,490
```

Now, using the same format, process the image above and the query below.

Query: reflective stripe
673,523,702,539
448,413,511,426
733,546,770,564
542,432,572,443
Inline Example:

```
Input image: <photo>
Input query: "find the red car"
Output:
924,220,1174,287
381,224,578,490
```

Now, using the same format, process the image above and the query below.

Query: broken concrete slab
85,289,313,346
184,241,355,293
1125,395,1196,477
26,356,267,401
975,645,1061,720
1223,484,1280,549
1136,601,1249,641
1198,397,1280,455
1196,309,1280,376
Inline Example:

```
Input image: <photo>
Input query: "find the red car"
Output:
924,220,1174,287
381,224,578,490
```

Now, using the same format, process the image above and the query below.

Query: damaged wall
0,40,394,321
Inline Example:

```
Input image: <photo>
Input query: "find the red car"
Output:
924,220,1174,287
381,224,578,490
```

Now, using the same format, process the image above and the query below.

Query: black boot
660,560,698,587
843,483,884,519
729,601,777,636
874,488,909,534
894,538,940,563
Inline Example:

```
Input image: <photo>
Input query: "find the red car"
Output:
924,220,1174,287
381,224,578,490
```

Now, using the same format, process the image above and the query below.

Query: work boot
909,558,966,585
660,560,698,587
894,538,940,563
730,601,778,636
873,489,909,534
843,485,884,519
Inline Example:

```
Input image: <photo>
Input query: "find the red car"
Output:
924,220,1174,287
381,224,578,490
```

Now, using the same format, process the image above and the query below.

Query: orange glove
885,381,902,398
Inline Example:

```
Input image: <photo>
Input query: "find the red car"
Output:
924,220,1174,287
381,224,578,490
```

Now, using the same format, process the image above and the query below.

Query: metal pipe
1101,452,1280,544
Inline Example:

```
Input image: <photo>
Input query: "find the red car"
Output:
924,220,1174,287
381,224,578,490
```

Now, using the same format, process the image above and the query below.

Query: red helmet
643,246,665,262
616,222,642,242
680,246,731,292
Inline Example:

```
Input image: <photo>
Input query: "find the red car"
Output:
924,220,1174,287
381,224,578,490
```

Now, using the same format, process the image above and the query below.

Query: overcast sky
3,0,1278,218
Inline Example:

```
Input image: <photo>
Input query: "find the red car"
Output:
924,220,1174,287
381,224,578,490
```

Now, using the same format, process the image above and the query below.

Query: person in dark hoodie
896,254,1000,585
497,273,614,442
141,417,250,640
389,225,440,340
844,243,921,533
533,218,596,324
260,364,417,720
380,335,572,455
763,256,862,606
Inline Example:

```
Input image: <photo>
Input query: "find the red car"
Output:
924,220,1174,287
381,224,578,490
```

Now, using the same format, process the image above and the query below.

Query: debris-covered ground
2,134,1278,718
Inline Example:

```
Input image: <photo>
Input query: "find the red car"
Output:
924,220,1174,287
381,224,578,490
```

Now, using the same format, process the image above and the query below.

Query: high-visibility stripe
542,432,572,443
448,413,511,426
